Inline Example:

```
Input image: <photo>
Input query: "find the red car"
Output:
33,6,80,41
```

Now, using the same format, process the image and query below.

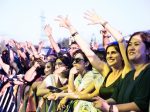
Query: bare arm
25,41,33,56
9,49,14,63
44,24,61,53
0,56,10,76
28,42,40,58
37,41,44,54
84,10,133,78
116,102,141,112
68,67,79,92
24,62,39,82
100,29,111,49
55,16,110,77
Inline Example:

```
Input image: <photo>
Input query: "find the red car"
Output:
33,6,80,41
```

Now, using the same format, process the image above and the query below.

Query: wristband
109,105,113,112
102,21,108,28
71,32,79,37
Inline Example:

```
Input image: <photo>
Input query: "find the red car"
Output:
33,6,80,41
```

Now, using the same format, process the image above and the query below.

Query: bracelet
102,21,108,28
109,105,113,112
71,32,79,37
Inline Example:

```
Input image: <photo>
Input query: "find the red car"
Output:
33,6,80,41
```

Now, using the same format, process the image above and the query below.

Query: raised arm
37,41,44,54
84,10,133,77
25,41,34,56
27,42,40,58
100,29,111,49
0,56,10,76
15,42,27,60
24,61,39,82
55,16,110,77
44,24,61,53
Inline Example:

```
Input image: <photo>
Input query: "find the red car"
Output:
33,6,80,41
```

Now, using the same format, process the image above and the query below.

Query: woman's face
127,35,146,62
44,62,53,75
73,53,85,72
55,59,65,70
106,46,122,67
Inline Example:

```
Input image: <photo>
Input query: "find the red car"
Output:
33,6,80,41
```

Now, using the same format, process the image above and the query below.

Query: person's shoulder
44,74,54,80
142,63,150,76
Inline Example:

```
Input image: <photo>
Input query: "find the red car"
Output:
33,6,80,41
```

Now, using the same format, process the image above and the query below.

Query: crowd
0,10,150,112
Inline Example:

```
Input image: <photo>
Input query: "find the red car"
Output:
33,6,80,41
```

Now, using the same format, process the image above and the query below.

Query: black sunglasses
73,58,84,63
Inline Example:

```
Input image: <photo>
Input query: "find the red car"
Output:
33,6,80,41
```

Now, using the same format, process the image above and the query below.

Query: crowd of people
0,10,150,112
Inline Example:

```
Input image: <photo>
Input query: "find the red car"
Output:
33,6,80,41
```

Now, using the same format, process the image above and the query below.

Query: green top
112,64,150,112
99,73,121,100
72,69,104,112
74,70,104,92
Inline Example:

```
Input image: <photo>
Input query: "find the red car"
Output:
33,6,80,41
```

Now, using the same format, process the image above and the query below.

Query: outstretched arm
100,29,111,49
55,16,110,77
84,10,133,78
0,56,10,76
56,82,100,111
24,62,39,82
37,41,44,54
44,24,61,53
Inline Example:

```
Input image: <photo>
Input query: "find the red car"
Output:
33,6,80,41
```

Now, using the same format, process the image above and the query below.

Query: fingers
57,103,66,111
44,24,51,30
47,93,56,100
84,10,95,18
54,15,64,21
92,96,101,100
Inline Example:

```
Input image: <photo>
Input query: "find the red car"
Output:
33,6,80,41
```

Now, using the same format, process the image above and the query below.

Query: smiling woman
99,42,123,100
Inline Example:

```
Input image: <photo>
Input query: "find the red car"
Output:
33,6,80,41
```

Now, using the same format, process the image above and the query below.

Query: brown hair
128,31,150,61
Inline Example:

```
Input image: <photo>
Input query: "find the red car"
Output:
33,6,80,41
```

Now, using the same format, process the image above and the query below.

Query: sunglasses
73,58,84,64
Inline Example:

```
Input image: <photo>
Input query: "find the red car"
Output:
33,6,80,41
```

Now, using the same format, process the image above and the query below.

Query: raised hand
84,10,105,25
54,66,67,75
44,24,52,37
27,41,32,47
39,41,44,47
15,42,21,49
33,61,40,68
8,39,16,47
69,66,79,75
55,15,72,29
25,41,31,48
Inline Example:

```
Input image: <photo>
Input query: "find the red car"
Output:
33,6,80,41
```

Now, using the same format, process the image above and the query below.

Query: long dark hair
106,42,124,67
73,49,92,70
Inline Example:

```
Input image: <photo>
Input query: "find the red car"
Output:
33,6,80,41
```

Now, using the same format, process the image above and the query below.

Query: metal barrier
0,86,17,112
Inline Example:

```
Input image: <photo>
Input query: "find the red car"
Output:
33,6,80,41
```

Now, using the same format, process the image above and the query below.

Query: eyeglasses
73,58,84,64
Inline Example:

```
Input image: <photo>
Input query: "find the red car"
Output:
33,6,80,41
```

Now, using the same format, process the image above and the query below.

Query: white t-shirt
44,74,56,87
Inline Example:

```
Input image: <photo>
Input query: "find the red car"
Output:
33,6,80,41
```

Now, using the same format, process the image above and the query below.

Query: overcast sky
0,0,150,45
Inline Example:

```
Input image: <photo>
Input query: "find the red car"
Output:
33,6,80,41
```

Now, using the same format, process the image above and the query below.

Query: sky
0,0,150,45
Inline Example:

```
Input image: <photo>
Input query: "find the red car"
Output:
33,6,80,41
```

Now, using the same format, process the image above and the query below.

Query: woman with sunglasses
54,15,130,100
47,49,104,112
